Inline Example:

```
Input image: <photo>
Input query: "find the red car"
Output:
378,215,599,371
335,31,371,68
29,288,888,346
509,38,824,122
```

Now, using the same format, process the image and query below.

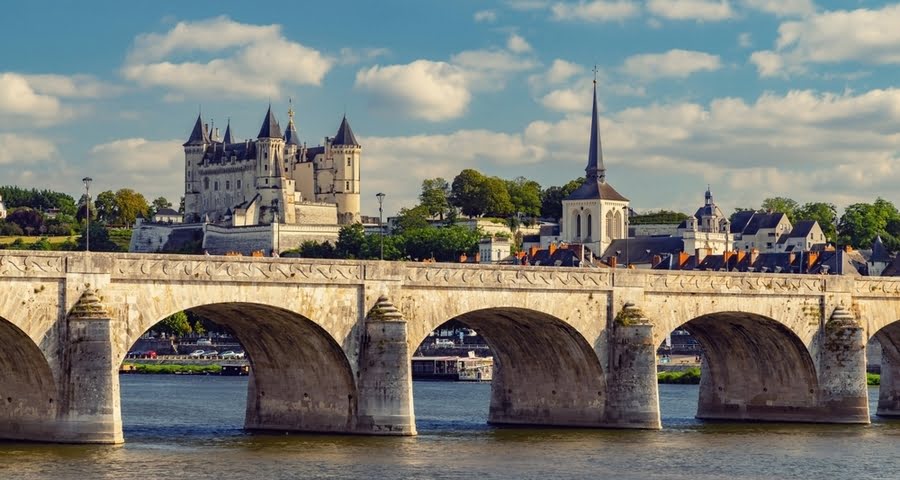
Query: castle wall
128,221,204,253
295,203,338,225
203,222,340,255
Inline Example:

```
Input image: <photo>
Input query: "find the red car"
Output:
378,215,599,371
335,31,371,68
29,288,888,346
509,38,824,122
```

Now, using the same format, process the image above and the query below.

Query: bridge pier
873,326,900,417
56,289,123,444
604,303,661,429
817,307,869,423
355,296,416,435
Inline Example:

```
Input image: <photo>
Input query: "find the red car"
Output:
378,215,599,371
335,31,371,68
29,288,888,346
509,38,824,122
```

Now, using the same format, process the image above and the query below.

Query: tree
480,176,514,218
838,198,900,249
506,177,542,222
74,223,120,252
394,205,431,233
149,196,172,217
192,320,206,336
761,197,799,222
161,311,192,337
630,210,690,225
540,178,583,221
419,178,451,220
94,190,117,223
450,169,487,218
794,202,838,244
178,196,185,214
113,188,149,225
336,223,366,258
6,208,44,235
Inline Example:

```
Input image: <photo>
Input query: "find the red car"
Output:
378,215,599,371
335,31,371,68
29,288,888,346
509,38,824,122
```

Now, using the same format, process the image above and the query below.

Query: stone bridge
2,251,900,443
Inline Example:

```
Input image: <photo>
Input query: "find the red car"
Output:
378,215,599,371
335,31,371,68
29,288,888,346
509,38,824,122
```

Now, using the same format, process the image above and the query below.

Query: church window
576,214,582,238
614,210,623,239
605,211,615,241
587,214,592,238
226,180,230,190
204,177,209,190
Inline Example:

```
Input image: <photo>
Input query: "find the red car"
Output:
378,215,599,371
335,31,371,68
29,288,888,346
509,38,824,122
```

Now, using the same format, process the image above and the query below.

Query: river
1,376,898,479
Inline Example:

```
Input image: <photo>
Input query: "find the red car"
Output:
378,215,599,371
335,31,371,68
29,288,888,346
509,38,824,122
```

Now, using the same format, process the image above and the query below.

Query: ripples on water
1,377,899,479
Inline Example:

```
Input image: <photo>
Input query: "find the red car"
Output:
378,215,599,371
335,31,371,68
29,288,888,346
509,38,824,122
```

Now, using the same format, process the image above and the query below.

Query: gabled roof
332,116,359,146
741,212,787,235
729,210,756,234
257,106,282,139
600,237,684,264
183,114,210,146
871,236,892,263
882,255,900,276
788,220,817,238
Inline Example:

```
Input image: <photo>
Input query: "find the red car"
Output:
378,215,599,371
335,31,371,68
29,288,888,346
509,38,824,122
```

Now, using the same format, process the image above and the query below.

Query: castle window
347,158,351,167
214,181,219,191
264,164,268,171
346,181,350,190
264,151,268,159
265,179,269,185
226,180,230,190
237,180,242,189
204,177,209,190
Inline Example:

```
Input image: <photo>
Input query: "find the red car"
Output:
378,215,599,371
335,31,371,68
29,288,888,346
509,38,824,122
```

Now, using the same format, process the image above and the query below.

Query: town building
678,187,732,255
0,193,6,219
130,103,360,255
152,208,182,224
868,236,893,276
560,79,629,257
478,237,511,264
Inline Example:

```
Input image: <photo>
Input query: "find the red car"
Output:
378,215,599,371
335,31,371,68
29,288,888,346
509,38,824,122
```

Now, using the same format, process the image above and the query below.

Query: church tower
329,116,361,225
183,114,210,223
561,77,629,258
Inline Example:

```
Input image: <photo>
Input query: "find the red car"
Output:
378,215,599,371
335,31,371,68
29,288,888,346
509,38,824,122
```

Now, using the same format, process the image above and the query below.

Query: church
130,103,360,255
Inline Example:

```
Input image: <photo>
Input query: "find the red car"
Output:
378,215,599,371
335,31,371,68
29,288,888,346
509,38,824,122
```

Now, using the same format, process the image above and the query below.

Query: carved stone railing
401,263,611,291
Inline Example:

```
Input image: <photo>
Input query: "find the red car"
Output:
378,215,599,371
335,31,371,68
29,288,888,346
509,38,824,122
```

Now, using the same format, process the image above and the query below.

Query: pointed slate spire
284,100,300,146
222,118,235,144
332,116,360,146
257,105,282,139
183,114,210,146
872,235,892,263
585,78,605,182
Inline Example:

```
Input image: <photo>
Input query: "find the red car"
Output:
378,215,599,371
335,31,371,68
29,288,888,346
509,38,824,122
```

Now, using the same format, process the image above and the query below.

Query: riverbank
657,369,883,386
121,363,221,375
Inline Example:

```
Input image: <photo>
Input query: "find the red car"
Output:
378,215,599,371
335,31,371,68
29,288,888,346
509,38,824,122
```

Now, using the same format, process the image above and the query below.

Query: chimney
459,253,467,263
474,252,481,263
549,243,558,255
678,251,690,268
844,245,853,252
736,249,746,264
652,254,661,267
807,251,818,271
723,250,733,269
529,246,538,258
750,248,760,265
609,256,618,269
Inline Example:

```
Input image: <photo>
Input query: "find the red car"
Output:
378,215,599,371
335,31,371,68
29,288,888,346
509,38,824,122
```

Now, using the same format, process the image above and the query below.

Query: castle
130,103,359,255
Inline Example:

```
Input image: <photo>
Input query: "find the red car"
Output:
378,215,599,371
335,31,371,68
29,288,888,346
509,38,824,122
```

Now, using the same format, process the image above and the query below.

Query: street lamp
623,205,630,267
376,192,386,260
82,177,92,252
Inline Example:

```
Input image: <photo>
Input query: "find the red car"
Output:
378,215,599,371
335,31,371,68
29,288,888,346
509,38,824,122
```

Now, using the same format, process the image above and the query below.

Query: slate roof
257,106,283,139
184,114,210,146
202,140,257,164
741,212,787,235
600,237,684,264
729,210,756,234
871,236,892,263
882,255,900,276
585,80,605,181
539,224,560,236
222,121,235,144
789,220,817,238
530,248,582,267
155,208,180,216
332,116,359,146
284,119,300,146
565,180,629,202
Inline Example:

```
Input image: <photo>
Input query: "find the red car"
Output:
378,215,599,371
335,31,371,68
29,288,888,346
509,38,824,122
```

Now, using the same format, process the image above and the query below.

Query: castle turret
183,114,210,222
222,119,235,144
330,116,361,225
255,106,295,224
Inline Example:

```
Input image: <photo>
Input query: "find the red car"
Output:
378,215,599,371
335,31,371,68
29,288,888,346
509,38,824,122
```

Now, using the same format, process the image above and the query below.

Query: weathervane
592,64,598,84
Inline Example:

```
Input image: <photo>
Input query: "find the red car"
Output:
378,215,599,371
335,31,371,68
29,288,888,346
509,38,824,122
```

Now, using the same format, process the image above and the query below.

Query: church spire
586,71,605,182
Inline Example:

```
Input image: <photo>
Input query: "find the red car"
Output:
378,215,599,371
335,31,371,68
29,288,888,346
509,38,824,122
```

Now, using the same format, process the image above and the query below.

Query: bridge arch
0,314,58,441
123,301,359,434
668,311,820,422
867,318,900,418
412,307,607,427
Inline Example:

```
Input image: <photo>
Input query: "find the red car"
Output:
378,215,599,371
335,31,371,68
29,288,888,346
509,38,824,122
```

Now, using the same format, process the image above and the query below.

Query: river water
1,377,898,479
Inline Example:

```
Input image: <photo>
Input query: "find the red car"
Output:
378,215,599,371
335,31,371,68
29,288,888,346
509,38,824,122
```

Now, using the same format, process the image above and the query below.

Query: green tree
506,176,542,222
450,169,487,218
761,197,799,222
94,190,117,223
178,196,186,214
6,207,44,235
540,178,583,220
113,188,149,225
74,223,120,251
336,223,366,258
192,320,206,336
630,210,690,225
794,202,838,244
419,178,451,220
394,205,431,233
838,198,900,249
481,176,513,218
161,311,192,337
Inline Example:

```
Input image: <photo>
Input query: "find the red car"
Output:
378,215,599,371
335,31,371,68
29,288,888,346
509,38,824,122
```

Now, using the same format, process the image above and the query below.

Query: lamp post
376,192,386,260
82,177,92,252
623,205,630,267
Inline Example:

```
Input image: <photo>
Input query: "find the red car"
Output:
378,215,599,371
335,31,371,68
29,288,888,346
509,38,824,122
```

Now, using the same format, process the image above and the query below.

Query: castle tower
283,99,300,158
329,116,361,225
183,114,211,223
561,78,629,258
255,106,295,224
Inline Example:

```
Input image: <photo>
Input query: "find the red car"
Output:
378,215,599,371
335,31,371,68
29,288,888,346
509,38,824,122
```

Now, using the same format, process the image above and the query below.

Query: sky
1,0,899,218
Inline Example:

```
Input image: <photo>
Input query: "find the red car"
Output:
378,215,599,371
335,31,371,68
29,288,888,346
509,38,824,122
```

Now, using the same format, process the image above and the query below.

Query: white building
679,188,732,255
478,237,511,264
561,80,629,257
152,208,182,224
0,193,6,219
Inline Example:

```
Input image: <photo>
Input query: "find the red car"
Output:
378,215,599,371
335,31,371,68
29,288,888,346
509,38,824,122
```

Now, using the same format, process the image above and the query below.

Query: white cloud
741,0,815,17
749,50,785,77
338,47,390,65
474,10,498,22
754,5,900,77
0,134,58,165
507,34,532,53
0,73,73,125
647,0,734,21
505,0,550,10
88,138,184,200
355,61,471,121
551,1,641,22
621,49,721,80
355,44,537,121
738,32,752,48
540,88,588,112
528,59,583,90
122,16,332,99
20,74,121,98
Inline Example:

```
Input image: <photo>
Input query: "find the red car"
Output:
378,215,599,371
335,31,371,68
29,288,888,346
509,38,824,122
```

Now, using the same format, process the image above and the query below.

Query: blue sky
1,0,898,217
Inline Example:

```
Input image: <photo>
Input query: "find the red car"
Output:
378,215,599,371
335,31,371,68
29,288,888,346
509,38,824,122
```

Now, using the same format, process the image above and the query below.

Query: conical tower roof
183,114,210,146
223,119,235,144
332,116,359,146
872,235,892,263
257,105,283,139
